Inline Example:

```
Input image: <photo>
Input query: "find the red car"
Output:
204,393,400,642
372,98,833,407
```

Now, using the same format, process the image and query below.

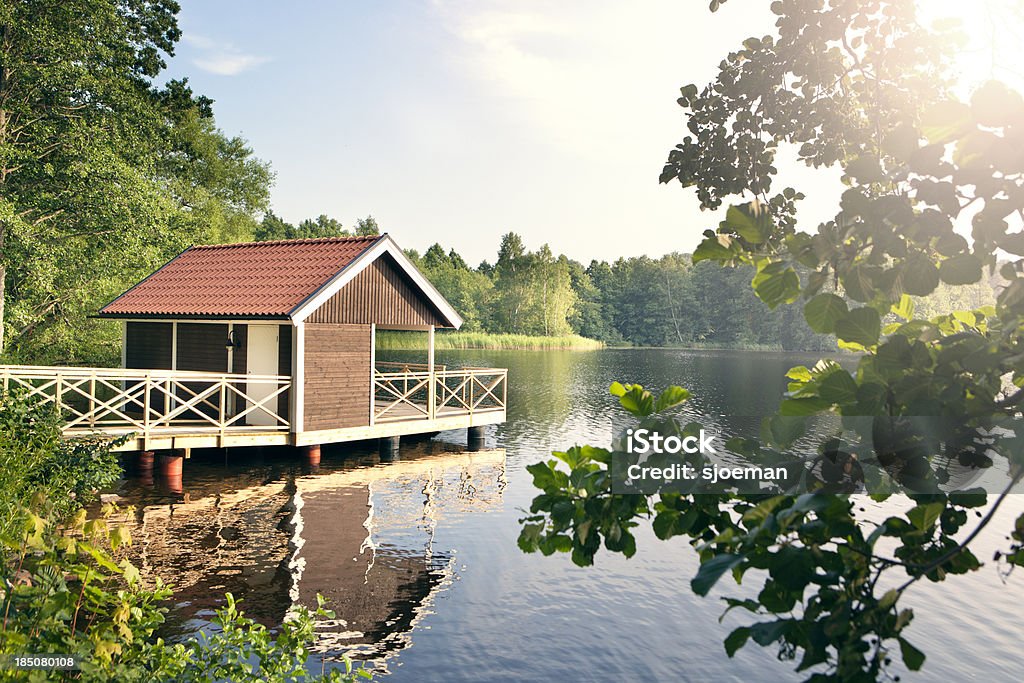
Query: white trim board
289,235,464,329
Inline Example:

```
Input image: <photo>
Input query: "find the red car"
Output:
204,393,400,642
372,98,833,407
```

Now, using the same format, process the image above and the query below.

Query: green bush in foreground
0,392,367,681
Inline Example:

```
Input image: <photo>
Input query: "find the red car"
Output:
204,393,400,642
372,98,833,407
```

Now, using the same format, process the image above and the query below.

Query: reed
376,331,604,351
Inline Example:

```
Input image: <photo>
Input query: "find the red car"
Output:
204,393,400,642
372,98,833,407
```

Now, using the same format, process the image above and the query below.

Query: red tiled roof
100,236,382,317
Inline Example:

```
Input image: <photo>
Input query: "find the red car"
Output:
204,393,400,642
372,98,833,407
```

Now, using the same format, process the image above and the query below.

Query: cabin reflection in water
122,445,506,663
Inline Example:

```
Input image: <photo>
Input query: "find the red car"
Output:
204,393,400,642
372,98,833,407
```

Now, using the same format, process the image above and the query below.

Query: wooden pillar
137,450,155,486
305,444,321,467
467,425,486,452
137,450,155,472
379,435,400,461
427,325,435,419
157,451,184,494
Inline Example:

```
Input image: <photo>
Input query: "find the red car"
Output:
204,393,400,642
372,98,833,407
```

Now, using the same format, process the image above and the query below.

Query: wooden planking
125,322,173,415
306,253,447,327
176,323,229,372
303,323,371,430
125,322,173,369
176,323,228,419
231,324,248,415
278,324,292,420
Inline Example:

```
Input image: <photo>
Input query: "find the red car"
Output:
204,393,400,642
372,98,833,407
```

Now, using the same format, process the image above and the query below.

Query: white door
246,325,280,426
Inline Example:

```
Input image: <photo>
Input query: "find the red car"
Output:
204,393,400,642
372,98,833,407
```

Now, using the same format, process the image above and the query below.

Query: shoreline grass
376,331,604,351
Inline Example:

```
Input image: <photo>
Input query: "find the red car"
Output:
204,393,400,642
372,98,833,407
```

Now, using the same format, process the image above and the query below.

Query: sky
165,0,1017,266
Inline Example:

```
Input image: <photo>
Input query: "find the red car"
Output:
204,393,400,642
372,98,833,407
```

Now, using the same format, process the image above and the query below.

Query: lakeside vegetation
0,390,365,681
376,331,603,351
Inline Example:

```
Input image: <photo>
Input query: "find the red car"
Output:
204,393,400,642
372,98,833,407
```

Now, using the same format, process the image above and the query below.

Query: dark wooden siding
176,323,228,419
303,323,371,430
231,325,248,415
176,323,229,372
306,254,447,327
125,322,173,369
123,322,172,417
278,324,292,419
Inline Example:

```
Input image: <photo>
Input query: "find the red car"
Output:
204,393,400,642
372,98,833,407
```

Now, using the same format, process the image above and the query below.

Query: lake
109,349,1024,681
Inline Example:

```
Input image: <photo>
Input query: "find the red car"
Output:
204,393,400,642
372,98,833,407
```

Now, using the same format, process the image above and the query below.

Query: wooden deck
0,364,507,451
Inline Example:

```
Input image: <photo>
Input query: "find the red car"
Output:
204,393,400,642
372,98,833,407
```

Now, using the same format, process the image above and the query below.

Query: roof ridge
189,234,386,250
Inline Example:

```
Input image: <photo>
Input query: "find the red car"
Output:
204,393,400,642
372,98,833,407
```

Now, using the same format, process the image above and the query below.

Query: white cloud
183,34,270,76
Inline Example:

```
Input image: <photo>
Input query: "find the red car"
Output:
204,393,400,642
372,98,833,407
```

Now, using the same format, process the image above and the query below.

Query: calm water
109,349,1024,681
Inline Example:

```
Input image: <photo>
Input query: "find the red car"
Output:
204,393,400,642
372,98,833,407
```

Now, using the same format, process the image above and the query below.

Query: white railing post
144,373,152,437
427,326,435,419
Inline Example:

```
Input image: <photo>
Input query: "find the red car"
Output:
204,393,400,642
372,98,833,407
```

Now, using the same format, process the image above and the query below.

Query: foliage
255,213,381,242
0,391,121,535
0,1,272,365
0,500,367,682
521,1,1024,680
0,392,365,681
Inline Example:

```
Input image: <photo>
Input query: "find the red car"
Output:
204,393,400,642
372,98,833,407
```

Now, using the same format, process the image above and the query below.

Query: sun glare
917,0,1024,96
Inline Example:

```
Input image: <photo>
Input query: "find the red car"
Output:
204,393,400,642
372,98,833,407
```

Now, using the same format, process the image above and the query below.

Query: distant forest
397,231,999,352
253,215,1000,352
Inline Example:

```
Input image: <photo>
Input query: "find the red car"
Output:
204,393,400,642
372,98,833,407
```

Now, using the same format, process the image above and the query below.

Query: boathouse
0,235,507,454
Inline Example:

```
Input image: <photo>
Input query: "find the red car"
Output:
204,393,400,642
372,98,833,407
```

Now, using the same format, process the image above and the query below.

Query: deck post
137,450,155,472
427,325,435,420
157,450,184,494
467,425,486,451
304,444,321,468
379,435,400,461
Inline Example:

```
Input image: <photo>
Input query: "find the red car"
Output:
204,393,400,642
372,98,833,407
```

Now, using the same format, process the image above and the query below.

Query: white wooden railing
373,367,507,423
0,365,291,436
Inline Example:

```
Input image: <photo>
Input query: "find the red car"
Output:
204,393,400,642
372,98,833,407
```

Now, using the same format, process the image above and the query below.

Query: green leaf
609,381,627,397
939,253,983,285
618,386,655,417
818,371,858,404
692,234,736,263
804,293,848,333
902,257,941,297
692,554,745,596
655,386,691,412
949,488,987,508
841,264,876,302
898,637,926,671
834,307,881,347
891,294,914,321
779,397,831,416
767,415,806,447
907,502,944,531
724,627,750,657
724,203,772,243
749,619,790,646
752,262,801,309
786,366,812,382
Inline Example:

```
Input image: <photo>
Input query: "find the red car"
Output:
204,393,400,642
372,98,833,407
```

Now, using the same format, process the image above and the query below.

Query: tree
520,2,1024,680
355,215,380,236
255,213,350,242
0,2,272,363
493,232,532,332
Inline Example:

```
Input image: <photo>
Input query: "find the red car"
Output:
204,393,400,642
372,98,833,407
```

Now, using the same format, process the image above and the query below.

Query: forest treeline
399,232,999,351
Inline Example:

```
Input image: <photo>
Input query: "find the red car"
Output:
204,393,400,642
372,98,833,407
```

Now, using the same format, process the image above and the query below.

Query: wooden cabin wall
125,322,173,369
305,254,446,327
176,323,229,372
231,325,248,415
278,324,292,420
303,323,371,430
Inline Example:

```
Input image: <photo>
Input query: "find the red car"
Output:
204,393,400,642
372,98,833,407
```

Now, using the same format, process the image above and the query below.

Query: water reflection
115,442,505,668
